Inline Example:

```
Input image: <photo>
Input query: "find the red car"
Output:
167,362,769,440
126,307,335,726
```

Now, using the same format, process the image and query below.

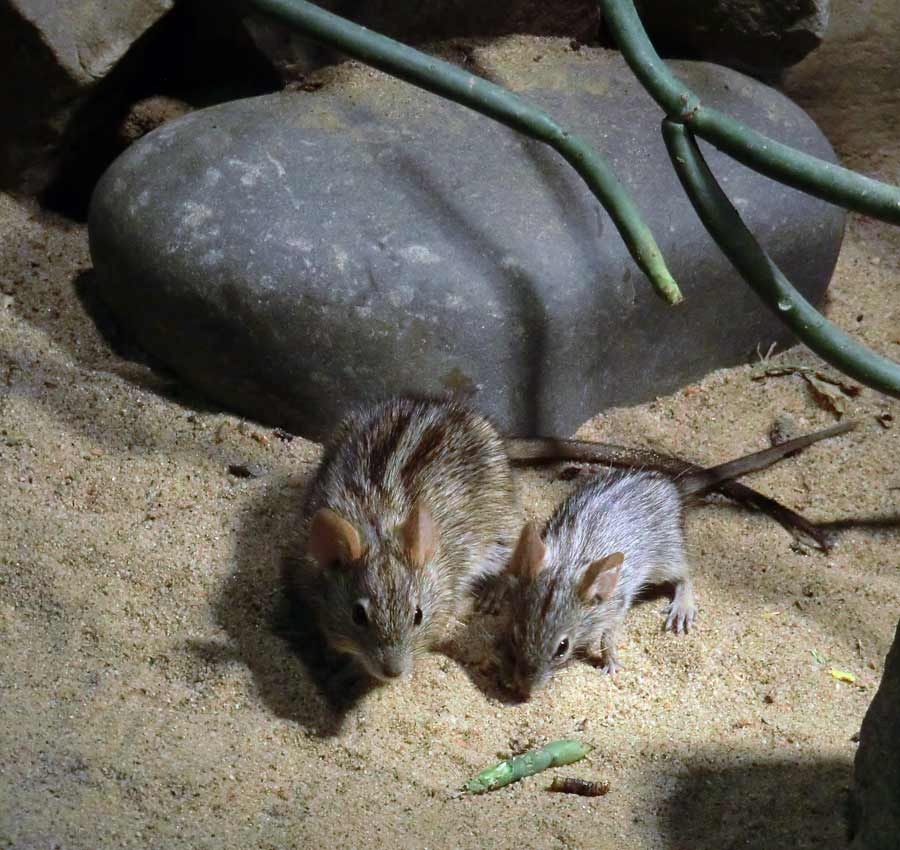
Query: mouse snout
379,649,412,680
506,664,538,702
510,681,532,703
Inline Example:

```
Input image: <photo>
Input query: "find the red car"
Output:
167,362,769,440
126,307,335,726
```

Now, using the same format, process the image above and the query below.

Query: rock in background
632,0,830,80
0,0,280,212
0,0,602,201
849,619,900,850
237,0,829,83
237,0,600,81
0,0,173,195
1,0,840,208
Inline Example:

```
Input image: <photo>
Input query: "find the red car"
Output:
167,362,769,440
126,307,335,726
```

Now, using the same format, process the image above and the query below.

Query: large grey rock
849,619,900,850
88,40,845,440
633,0,830,80
0,0,174,194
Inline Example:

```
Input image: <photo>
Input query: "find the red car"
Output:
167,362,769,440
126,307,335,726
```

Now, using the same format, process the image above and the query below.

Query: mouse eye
554,638,569,659
413,607,423,626
352,602,368,627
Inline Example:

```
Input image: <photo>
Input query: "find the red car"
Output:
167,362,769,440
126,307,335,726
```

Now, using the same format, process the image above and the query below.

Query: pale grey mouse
495,421,854,700
284,396,521,683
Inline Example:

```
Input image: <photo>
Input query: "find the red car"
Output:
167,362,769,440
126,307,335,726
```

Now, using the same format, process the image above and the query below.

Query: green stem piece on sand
244,0,682,304
466,740,593,794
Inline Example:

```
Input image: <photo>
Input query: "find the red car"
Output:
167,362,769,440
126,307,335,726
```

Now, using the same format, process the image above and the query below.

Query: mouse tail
504,437,693,475
506,425,855,551
680,419,857,497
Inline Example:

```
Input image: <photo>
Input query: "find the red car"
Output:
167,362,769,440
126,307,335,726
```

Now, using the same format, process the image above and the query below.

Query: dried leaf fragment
803,373,848,416
830,668,856,684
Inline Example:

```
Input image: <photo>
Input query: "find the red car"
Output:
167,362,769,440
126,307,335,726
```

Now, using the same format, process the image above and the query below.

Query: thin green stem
663,119,900,398
600,0,900,225
245,0,682,303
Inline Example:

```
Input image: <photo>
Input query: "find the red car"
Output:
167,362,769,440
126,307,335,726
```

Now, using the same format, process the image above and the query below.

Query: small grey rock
769,413,799,447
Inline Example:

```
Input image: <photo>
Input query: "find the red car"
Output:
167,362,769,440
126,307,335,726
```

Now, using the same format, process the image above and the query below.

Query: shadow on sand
187,472,380,738
657,753,853,850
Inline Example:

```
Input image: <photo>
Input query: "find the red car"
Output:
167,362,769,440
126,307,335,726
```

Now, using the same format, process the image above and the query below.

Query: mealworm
549,777,610,797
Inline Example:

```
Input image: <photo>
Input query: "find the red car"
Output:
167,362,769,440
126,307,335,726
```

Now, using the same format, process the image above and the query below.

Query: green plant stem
466,740,593,793
600,0,900,225
245,0,682,303
663,120,900,398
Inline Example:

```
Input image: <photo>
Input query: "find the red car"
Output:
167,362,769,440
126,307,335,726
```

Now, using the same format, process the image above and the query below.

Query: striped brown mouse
285,395,849,685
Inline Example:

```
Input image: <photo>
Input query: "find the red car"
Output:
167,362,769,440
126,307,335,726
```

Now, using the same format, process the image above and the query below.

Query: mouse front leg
663,576,697,634
584,622,624,675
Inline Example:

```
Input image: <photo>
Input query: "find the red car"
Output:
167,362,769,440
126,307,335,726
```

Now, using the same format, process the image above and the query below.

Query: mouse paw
586,651,623,675
663,600,697,634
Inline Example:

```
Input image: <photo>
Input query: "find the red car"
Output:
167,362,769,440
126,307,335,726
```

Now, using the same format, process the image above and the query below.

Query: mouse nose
381,652,411,680
508,677,532,703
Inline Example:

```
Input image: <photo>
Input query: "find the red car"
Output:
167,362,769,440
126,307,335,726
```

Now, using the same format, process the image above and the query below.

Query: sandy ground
2,4,899,849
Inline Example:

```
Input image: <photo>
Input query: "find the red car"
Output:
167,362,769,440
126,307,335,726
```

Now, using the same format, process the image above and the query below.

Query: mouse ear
579,552,624,603
307,508,363,569
507,522,546,581
400,502,438,569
